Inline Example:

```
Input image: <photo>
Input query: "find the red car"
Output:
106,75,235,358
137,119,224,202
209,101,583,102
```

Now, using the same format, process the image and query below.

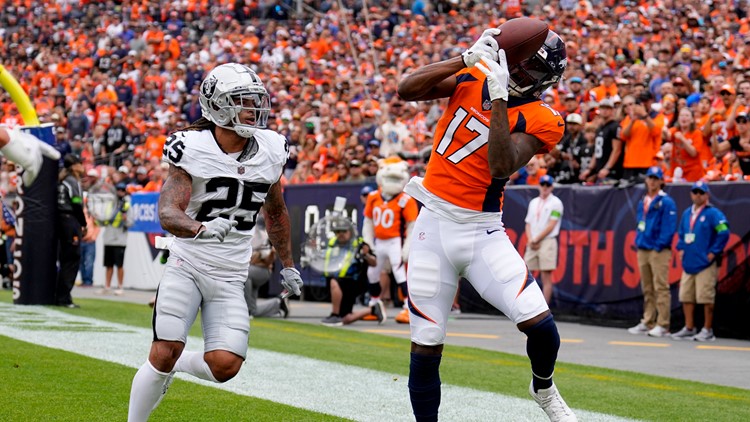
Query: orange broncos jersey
422,66,565,212
364,189,419,240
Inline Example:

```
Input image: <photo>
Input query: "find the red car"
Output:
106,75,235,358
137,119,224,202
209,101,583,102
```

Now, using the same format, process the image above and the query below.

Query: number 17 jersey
406,65,564,222
162,128,288,270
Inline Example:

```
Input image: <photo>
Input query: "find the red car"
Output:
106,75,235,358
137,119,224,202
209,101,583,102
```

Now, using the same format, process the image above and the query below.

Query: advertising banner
284,182,750,338
128,192,163,233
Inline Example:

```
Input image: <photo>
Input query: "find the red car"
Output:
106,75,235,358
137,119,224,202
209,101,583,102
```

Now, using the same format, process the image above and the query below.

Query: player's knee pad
411,325,445,346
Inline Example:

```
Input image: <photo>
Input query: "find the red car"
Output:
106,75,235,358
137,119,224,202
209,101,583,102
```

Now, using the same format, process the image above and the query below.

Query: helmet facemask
223,91,270,138
508,31,567,99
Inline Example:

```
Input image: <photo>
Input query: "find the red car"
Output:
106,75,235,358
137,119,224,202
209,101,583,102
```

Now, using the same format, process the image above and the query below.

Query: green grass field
1,290,748,421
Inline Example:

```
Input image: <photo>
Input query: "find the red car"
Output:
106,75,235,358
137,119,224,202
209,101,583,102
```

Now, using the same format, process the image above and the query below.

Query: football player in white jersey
128,63,304,422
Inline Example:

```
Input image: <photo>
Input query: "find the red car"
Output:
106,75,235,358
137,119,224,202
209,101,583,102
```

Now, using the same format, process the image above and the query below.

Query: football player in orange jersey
362,159,419,324
398,29,577,422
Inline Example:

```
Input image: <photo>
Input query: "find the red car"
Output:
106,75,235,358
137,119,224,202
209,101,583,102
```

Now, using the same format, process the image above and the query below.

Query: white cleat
529,381,578,422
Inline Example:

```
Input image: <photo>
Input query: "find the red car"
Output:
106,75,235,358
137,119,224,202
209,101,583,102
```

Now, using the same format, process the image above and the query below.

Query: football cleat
395,309,410,324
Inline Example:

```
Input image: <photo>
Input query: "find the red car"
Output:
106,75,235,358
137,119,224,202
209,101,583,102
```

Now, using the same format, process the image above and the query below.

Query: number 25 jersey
162,128,288,270
405,65,565,222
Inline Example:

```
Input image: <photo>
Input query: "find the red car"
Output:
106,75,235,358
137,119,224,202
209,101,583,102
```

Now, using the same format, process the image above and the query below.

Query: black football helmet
508,31,567,99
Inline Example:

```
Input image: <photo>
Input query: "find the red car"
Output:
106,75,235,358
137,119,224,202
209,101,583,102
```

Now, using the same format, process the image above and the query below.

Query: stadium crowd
0,0,749,197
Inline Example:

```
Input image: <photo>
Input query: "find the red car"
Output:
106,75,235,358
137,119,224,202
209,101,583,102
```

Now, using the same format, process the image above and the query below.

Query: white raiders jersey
162,128,288,270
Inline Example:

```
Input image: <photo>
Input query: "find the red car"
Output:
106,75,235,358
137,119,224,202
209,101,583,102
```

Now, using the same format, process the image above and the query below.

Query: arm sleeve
658,198,678,250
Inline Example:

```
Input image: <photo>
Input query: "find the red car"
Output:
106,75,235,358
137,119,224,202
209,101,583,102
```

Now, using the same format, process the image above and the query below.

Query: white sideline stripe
0,304,636,422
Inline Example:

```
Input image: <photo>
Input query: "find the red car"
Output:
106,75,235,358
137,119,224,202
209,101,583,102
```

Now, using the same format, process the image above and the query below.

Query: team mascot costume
362,158,419,323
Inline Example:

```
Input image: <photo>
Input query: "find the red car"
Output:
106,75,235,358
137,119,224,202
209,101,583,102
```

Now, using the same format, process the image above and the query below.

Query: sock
173,351,219,383
522,314,560,392
408,352,442,422
128,361,170,422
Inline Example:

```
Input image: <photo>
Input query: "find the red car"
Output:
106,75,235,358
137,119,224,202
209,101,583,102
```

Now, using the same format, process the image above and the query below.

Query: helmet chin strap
215,122,257,138
233,124,257,138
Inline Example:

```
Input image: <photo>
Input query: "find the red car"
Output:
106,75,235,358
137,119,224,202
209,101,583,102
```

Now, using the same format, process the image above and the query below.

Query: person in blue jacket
628,166,678,338
671,181,730,342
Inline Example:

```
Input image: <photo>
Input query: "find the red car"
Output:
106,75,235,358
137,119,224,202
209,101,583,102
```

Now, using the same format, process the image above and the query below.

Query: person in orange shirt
620,100,661,182
524,155,548,185
669,108,707,182
143,126,166,160
590,69,618,102
142,163,167,192
397,29,575,420
317,161,339,183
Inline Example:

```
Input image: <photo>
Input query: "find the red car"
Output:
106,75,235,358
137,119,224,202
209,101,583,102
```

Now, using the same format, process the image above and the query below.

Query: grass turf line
2,291,749,421
0,335,345,421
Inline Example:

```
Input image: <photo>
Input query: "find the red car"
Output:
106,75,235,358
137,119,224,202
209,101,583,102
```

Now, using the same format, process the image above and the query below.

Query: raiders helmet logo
202,75,217,99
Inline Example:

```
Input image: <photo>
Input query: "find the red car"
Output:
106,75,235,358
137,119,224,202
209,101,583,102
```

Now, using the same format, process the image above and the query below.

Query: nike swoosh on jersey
557,121,565,127
486,229,501,235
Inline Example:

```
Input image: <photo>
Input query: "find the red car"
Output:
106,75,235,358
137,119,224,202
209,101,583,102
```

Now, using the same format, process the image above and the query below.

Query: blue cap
645,166,664,179
539,175,555,185
368,140,380,147
686,92,702,107
691,180,710,193
569,76,582,84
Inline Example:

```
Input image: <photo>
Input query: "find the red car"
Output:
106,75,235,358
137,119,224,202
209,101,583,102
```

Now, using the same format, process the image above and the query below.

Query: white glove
195,217,237,242
1,128,61,186
461,28,500,68
475,50,510,102
280,267,303,297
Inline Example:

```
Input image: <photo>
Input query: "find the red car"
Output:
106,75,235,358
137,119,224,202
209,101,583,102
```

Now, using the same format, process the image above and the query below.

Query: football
494,18,549,66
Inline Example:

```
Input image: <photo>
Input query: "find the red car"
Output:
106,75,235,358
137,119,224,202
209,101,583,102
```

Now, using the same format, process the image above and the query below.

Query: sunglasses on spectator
691,190,706,195
736,118,749,124
540,182,553,187
720,91,733,96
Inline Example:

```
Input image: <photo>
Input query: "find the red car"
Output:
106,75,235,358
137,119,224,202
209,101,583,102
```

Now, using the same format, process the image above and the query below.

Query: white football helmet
199,63,270,138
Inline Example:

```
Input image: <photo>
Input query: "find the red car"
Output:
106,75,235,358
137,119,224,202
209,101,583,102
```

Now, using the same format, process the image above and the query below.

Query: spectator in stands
581,99,621,184
668,108,708,182
524,175,564,305
714,113,750,178
628,166,677,338
344,160,366,182
101,113,130,167
619,98,660,185
672,181,730,342
318,161,339,183
573,123,597,184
